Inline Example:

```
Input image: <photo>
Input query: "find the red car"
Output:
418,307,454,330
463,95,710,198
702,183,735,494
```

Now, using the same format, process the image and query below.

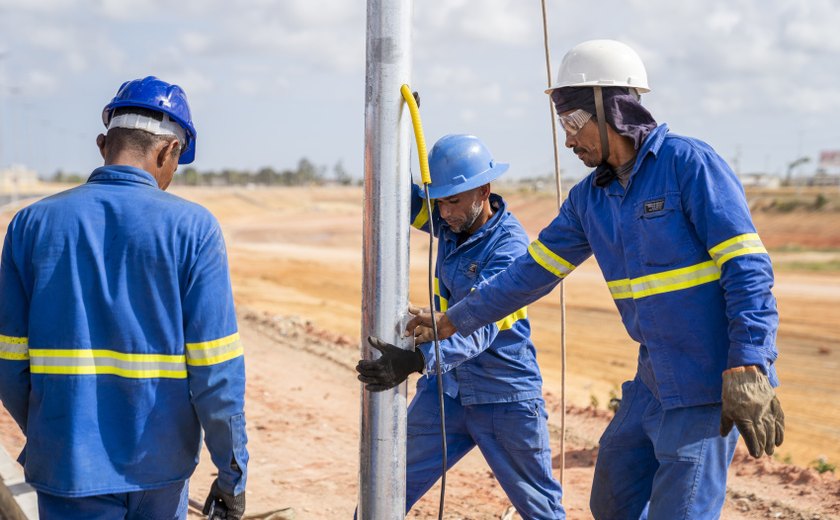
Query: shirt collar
590,123,670,190
86,165,159,188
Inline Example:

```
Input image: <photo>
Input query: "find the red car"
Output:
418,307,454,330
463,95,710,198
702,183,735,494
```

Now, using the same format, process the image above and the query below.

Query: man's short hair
107,107,182,158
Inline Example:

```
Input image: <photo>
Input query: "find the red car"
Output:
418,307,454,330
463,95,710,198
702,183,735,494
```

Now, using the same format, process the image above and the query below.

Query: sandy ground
186,185,840,470
1,185,839,518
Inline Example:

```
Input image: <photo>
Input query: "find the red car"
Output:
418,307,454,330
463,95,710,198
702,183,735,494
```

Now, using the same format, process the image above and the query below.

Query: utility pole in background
358,0,412,518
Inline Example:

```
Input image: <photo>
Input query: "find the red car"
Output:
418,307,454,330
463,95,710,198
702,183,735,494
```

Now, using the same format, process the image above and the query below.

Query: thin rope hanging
539,0,568,490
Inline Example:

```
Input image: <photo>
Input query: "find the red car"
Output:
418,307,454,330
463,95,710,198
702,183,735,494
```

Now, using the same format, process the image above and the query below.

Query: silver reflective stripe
186,333,243,366
708,233,767,268
608,260,721,300
0,335,29,361
527,240,575,279
29,349,187,378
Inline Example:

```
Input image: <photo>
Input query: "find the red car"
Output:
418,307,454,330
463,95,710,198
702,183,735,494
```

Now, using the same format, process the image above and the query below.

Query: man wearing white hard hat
357,134,564,518
407,40,783,518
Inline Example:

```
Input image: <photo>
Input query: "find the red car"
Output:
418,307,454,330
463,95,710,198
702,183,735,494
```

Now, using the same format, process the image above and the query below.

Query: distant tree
256,167,276,185
333,160,352,186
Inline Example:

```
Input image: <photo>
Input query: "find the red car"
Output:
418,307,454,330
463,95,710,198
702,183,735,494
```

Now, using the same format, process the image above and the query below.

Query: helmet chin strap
594,86,610,165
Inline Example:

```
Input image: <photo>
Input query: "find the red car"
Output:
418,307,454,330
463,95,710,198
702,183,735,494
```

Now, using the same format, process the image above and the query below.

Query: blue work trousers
37,480,189,520
406,388,564,519
590,377,739,519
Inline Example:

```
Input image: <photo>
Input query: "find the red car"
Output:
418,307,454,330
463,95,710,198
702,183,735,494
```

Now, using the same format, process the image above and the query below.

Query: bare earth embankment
1,185,838,518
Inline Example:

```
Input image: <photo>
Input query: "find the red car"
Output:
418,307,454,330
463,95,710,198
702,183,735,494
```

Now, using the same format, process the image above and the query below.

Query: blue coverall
0,166,248,519
446,125,779,518
406,186,564,519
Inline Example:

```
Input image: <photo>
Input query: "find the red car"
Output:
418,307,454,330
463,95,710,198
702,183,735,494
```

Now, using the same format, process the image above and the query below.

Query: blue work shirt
448,125,779,409
0,166,247,497
410,186,543,405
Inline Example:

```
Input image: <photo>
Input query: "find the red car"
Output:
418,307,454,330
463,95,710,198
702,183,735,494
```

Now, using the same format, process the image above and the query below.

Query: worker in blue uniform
406,40,785,519
0,77,249,520
356,134,565,519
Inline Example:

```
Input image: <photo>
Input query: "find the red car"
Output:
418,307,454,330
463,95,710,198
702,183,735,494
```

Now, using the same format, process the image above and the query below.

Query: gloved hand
356,336,424,392
720,366,784,458
203,479,246,520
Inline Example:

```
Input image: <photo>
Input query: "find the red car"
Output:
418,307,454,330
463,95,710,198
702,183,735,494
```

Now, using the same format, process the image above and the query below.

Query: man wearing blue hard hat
407,40,784,518
356,134,564,518
0,76,249,519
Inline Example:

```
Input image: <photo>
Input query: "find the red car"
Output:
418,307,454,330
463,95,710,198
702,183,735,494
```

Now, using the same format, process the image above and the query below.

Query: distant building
739,173,781,189
0,165,39,190
808,171,840,187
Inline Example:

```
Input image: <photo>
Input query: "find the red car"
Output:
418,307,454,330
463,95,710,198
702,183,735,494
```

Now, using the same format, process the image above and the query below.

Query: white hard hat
546,39,650,95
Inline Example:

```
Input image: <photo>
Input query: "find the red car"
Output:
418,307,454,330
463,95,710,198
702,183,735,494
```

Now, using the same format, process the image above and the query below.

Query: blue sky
1,0,838,180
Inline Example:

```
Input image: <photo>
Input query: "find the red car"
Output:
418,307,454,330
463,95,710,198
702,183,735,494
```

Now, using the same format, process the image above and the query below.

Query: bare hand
405,305,456,340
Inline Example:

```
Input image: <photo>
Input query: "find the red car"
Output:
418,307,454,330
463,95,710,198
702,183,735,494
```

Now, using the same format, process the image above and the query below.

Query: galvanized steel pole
359,0,412,518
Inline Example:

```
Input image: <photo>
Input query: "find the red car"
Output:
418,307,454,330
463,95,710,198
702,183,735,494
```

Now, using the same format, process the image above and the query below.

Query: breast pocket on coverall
634,192,698,267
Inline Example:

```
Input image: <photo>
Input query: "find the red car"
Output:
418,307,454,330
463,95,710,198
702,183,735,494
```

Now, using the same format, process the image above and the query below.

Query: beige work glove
720,366,784,458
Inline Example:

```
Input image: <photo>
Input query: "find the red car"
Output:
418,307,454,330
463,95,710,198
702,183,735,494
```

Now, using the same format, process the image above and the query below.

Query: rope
539,0,567,491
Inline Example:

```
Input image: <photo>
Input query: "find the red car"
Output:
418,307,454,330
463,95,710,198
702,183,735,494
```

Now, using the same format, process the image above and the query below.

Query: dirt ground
0,185,839,518
190,185,840,470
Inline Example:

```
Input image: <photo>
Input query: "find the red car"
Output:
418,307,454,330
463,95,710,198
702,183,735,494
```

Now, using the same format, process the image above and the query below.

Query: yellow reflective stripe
411,200,434,230
433,278,449,312
186,333,243,366
0,335,29,360
708,233,768,268
607,260,721,300
186,344,244,367
28,349,187,379
527,240,575,279
29,349,184,363
496,307,527,331
186,332,240,351
31,366,187,378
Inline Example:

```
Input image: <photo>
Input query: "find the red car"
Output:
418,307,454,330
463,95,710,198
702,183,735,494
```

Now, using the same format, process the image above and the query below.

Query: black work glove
720,367,785,458
356,336,424,392
203,479,246,520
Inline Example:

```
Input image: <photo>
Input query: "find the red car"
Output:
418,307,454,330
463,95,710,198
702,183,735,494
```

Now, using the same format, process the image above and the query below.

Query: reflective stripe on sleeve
607,260,721,300
0,335,29,361
434,278,449,312
527,240,575,279
186,332,243,366
411,200,434,230
29,349,187,378
496,307,527,331
709,233,768,268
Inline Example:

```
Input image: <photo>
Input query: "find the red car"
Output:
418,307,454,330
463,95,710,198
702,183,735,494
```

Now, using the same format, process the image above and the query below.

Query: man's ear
96,134,107,160
156,139,179,167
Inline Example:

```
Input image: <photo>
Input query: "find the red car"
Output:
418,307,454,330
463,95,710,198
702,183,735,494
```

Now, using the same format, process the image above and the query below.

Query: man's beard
449,200,484,234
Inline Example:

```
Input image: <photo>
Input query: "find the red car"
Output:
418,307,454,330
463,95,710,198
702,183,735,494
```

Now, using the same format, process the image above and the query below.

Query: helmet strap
593,86,610,165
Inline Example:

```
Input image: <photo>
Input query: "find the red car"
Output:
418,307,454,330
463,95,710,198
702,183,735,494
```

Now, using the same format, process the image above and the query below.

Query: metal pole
359,0,412,518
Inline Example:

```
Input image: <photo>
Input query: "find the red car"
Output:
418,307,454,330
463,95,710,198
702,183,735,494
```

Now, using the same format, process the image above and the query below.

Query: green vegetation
46,158,358,187
812,456,835,474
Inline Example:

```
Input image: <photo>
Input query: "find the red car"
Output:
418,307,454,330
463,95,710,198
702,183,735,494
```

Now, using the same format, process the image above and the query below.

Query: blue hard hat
102,76,197,164
426,134,509,199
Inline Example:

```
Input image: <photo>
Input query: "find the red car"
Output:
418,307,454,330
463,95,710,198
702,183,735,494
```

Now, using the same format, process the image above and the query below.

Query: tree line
49,159,356,187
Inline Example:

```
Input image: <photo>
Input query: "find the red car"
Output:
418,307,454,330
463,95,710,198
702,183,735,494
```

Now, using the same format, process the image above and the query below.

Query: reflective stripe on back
528,240,575,279
0,335,29,361
29,349,187,378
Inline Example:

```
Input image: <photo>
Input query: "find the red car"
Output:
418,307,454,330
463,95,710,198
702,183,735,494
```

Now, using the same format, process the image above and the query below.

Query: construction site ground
1,184,839,519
